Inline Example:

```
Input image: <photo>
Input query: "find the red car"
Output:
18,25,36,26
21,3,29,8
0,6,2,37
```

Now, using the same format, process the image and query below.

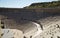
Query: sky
0,0,58,8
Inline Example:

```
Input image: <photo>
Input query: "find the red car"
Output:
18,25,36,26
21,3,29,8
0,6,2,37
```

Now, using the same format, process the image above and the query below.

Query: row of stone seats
38,16,60,29
40,16,59,25
1,18,38,38
35,20,60,38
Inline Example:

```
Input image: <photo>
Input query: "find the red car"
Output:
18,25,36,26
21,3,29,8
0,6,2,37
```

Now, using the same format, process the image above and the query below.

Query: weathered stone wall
0,8,60,29
0,8,60,22
0,8,60,38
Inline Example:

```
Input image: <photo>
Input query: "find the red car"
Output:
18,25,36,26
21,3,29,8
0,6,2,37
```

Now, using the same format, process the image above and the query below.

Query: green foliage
25,1,60,8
